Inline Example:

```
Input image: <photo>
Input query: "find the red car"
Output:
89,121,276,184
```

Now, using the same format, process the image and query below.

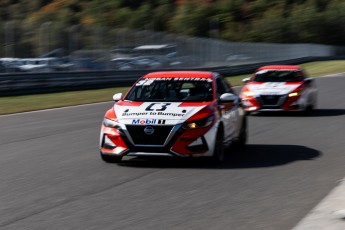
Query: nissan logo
144,126,155,135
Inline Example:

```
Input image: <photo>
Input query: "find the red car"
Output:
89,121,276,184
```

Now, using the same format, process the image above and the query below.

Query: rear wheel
100,152,122,163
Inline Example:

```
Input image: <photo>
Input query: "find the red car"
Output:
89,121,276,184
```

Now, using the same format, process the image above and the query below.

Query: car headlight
242,91,254,97
288,91,302,97
183,115,214,129
103,118,120,128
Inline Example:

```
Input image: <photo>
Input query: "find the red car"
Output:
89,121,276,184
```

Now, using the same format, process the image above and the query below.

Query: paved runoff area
293,179,345,229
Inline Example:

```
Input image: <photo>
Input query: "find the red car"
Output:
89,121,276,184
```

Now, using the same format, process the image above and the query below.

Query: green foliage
1,0,345,57
168,2,213,37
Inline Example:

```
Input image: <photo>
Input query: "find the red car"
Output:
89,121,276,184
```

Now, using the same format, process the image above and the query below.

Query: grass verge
1,60,345,115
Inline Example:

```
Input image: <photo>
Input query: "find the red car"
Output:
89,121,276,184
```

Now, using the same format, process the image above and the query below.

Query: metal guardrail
0,70,151,96
0,56,341,96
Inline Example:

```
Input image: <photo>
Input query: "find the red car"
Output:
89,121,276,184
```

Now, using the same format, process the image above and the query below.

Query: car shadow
252,109,345,117
116,144,321,169
223,144,320,168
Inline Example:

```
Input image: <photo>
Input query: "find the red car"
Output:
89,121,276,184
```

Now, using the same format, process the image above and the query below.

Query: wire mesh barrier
0,56,340,96
0,22,344,95
1,23,343,72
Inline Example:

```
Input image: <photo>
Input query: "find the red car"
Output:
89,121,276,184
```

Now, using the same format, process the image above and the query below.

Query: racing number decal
136,79,154,86
145,103,171,111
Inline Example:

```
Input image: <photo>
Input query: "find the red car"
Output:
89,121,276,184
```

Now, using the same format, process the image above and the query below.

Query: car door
215,76,239,144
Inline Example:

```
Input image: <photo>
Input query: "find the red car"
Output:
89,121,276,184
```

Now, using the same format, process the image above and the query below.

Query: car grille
126,125,174,145
259,95,282,106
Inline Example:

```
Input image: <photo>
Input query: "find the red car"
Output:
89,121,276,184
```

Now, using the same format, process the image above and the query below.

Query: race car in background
100,71,247,163
240,65,317,113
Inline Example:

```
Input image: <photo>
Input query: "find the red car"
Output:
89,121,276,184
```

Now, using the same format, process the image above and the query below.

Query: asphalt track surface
0,75,344,230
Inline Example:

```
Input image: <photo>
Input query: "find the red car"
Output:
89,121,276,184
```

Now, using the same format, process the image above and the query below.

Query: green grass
301,60,345,76
0,87,129,115
1,60,345,115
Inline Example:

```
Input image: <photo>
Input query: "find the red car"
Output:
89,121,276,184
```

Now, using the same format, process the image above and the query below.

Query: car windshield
254,70,304,82
125,78,213,102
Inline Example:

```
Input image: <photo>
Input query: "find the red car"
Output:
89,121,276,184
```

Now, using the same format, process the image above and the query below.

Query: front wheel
211,130,225,164
235,117,247,149
100,152,122,163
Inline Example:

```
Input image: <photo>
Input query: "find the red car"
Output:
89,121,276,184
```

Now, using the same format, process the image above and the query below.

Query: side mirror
242,77,250,83
219,93,238,103
112,93,123,102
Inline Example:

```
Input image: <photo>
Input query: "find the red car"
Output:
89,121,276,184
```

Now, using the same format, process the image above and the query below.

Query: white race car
240,65,317,113
100,71,247,163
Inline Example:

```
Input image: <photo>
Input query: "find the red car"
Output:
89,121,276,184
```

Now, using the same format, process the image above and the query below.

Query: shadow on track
251,109,345,117
116,144,321,169
305,109,345,117
224,144,320,168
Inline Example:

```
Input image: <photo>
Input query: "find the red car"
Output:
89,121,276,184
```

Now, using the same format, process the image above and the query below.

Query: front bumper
100,122,217,158
242,94,306,112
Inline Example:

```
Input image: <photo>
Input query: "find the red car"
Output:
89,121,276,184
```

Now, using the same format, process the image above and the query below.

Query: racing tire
235,117,247,149
303,95,317,115
301,104,314,116
306,105,314,114
244,110,252,116
100,152,122,163
211,130,225,164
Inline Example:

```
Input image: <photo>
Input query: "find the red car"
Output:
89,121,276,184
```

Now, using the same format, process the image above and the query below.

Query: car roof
256,65,302,71
143,71,215,79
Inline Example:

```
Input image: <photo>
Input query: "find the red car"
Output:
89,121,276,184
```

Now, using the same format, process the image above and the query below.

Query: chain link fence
1,21,344,73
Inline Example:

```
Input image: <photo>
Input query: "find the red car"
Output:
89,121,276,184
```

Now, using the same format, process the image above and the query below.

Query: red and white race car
100,71,247,163
240,65,317,113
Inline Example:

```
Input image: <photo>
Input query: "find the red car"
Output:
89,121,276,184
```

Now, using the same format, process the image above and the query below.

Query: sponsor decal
123,112,149,116
173,78,213,82
158,119,166,124
132,119,166,125
136,78,212,86
123,111,184,117
116,102,205,123
122,103,185,117
156,111,184,117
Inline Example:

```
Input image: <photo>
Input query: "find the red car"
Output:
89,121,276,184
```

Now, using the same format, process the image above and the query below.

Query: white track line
292,179,345,230
318,72,345,78
0,101,112,117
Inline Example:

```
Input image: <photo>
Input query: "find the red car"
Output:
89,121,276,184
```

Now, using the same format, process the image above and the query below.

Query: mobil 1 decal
131,119,166,125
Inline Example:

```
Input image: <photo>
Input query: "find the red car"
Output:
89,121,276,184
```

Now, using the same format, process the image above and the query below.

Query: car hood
246,82,301,95
114,102,209,125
